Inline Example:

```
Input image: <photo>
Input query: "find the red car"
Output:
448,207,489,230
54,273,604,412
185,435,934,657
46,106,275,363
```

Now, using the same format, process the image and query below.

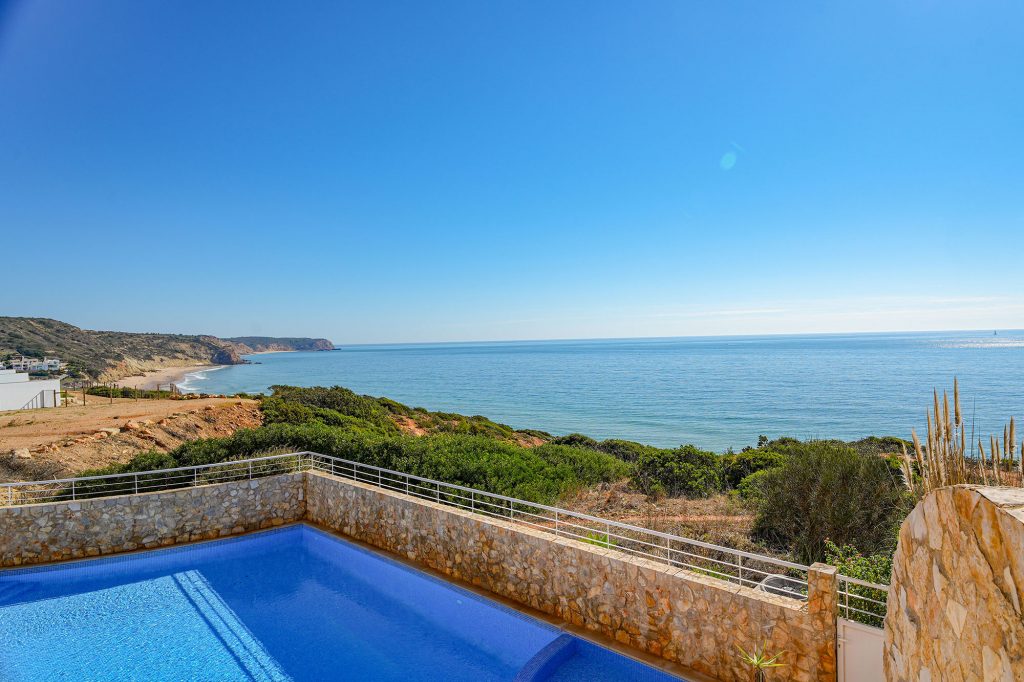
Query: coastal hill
0,317,333,381
225,337,334,353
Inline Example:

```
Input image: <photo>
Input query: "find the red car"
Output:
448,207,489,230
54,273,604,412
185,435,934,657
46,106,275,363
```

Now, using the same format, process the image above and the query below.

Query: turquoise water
0,525,682,682
183,331,1024,451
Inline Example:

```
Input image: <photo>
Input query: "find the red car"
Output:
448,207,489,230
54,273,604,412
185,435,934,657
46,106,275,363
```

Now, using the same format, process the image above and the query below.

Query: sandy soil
114,364,217,390
0,395,257,451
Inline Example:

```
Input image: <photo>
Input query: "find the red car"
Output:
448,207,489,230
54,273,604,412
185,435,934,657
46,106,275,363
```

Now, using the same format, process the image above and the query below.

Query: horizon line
327,327,1022,349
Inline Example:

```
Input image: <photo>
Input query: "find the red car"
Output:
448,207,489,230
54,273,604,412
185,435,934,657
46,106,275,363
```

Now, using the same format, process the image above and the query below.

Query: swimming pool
0,525,685,681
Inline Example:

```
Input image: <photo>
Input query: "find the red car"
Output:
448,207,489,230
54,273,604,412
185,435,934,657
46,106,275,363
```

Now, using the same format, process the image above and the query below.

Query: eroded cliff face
1,399,263,481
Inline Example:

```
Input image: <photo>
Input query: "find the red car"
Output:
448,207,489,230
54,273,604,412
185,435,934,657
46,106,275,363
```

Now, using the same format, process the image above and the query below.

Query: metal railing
0,450,894,613
837,575,890,627
0,452,307,506
302,452,812,597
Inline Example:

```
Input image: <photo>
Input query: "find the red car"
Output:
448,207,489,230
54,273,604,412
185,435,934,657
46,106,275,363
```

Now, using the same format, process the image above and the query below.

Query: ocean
181,331,1024,452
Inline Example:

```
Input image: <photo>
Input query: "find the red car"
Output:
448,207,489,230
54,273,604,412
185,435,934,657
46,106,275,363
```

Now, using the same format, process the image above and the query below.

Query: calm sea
182,331,1024,452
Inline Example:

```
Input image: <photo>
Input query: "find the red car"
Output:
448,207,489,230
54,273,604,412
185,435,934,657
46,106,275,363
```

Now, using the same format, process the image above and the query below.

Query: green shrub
91,420,627,506
550,433,599,448
752,441,910,563
268,385,392,425
596,439,656,462
825,540,892,625
720,449,785,489
736,468,773,501
631,444,723,498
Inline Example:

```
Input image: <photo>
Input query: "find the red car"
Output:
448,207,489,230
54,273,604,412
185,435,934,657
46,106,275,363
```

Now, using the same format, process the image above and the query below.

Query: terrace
1,452,899,681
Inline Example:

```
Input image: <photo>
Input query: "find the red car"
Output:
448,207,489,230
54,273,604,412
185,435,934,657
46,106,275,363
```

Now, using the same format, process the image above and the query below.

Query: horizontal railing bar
838,576,890,592
0,452,305,488
839,593,888,607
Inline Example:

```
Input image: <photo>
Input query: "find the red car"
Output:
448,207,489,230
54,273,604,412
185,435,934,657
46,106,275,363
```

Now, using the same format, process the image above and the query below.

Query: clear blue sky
2,1,1022,343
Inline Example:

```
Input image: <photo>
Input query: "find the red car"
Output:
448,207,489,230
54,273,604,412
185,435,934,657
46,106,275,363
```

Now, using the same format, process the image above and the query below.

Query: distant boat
994,330,998,336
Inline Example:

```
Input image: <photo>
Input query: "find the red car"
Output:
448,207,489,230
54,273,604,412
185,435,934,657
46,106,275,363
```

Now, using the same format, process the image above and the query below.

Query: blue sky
2,1,1022,343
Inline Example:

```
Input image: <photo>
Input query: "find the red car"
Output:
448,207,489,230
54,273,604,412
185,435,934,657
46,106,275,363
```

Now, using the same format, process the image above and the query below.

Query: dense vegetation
78,386,626,505
76,384,915,569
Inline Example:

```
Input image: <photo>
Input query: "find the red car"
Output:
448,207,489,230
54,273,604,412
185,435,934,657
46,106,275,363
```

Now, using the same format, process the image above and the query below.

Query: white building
3,356,63,372
0,369,62,410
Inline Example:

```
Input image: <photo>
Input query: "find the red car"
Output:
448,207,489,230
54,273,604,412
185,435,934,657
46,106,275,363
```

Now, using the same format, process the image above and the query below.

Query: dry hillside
0,397,262,482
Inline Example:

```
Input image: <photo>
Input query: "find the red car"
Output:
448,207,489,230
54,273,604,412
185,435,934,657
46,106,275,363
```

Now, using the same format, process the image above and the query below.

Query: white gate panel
838,617,884,682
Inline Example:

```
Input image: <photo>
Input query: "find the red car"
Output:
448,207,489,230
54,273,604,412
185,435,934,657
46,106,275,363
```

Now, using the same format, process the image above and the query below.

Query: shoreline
114,364,219,391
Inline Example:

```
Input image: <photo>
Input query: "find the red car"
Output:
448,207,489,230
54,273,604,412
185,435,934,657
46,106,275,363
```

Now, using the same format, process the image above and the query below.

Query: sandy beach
114,364,218,390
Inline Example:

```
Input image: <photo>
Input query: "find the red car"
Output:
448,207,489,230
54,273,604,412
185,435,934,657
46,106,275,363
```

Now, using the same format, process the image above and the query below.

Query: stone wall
884,485,1024,682
0,473,305,566
305,471,837,682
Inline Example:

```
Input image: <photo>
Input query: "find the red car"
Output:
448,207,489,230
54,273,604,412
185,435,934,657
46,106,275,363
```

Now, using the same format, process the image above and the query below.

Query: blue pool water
0,525,683,682
181,331,1024,450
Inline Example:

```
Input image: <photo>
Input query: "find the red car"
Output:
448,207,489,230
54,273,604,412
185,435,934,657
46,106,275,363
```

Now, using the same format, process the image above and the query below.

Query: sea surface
182,331,1024,451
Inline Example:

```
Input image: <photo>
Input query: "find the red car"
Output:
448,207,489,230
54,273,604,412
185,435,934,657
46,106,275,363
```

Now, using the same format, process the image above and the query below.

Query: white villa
0,369,62,410
3,355,63,372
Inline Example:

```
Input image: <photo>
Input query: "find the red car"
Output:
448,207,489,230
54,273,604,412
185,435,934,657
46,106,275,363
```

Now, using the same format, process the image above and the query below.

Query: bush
596,439,656,462
550,433,599,448
825,540,892,625
631,444,723,498
268,385,393,425
720,449,786,489
751,441,910,563
735,468,773,501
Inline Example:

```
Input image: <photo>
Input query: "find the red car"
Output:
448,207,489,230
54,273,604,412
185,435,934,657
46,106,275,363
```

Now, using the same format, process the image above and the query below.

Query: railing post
71,480,76,501
471,491,475,511
248,462,253,480
808,563,839,682
405,475,410,495
606,521,611,548
194,469,198,487
738,555,744,583
133,474,138,495
555,510,559,536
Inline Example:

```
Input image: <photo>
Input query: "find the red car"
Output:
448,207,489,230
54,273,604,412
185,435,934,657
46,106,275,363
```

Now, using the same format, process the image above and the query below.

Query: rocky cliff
224,336,334,353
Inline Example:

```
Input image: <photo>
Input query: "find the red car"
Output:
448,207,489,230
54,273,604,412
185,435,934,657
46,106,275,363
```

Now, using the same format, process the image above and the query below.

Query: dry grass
904,378,1021,495
562,480,764,554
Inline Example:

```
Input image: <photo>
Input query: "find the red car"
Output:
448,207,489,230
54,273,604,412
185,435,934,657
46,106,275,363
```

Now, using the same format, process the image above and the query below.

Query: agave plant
736,641,786,682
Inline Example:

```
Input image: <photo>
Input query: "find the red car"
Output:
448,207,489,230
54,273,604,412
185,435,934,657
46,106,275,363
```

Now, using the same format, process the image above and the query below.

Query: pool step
514,634,577,682
0,581,36,605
